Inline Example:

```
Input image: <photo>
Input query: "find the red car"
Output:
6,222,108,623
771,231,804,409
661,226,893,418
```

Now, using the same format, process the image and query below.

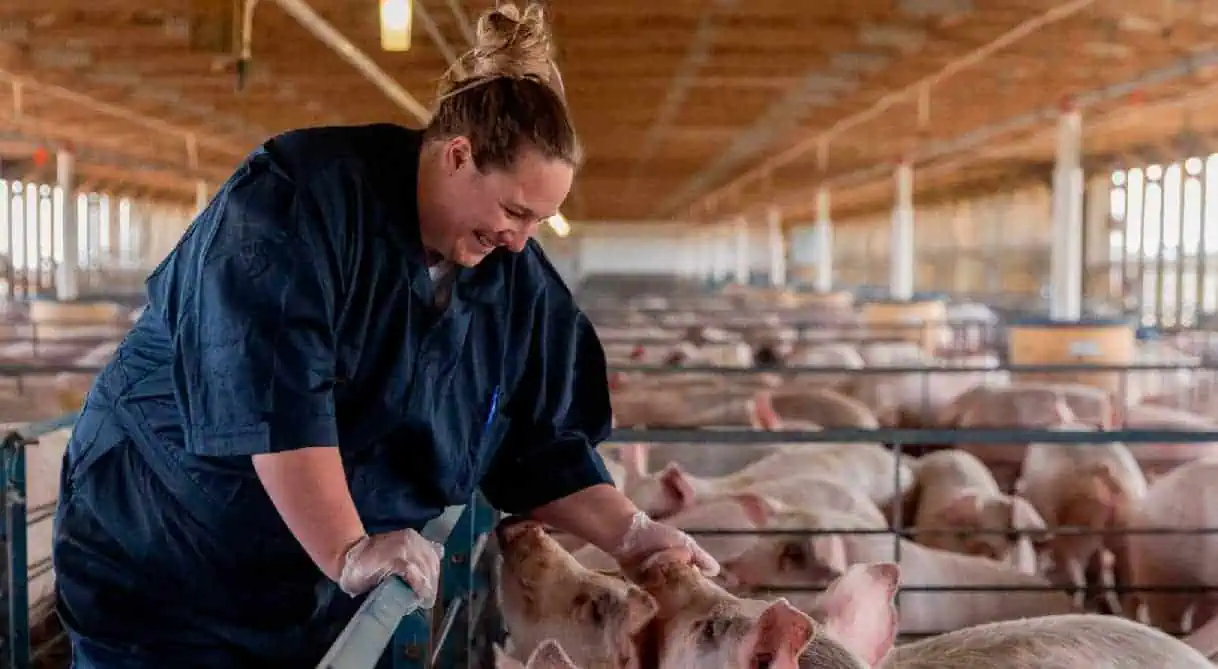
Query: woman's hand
608,511,720,576
527,483,718,575
338,529,445,606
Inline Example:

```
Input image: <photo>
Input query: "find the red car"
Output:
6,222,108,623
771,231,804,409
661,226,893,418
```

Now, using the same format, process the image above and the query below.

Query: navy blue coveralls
51,124,615,668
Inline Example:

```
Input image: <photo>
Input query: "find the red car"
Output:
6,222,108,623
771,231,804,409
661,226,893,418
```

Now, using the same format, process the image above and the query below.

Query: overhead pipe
765,45,1218,214
674,0,1100,217
414,1,463,75
626,3,729,196
441,0,475,45
237,0,261,91
0,69,245,160
268,0,431,123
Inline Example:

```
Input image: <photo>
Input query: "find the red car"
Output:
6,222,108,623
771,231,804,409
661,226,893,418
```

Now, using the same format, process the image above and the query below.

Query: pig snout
497,515,544,547
495,640,582,669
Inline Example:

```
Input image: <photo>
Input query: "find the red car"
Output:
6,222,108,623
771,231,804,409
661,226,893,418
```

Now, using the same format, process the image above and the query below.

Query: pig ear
623,586,659,636
819,563,900,665
525,640,579,669
810,534,849,573
659,463,696,508
755,598,816,660
750,390,781,430
618,444,649,479
1007,496,1048,534
494,644,527,669
731,493,785,527
1076,462,1127,515
937,490,981,523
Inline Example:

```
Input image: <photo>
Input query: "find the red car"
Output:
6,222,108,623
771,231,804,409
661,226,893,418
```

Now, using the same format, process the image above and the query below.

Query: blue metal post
432,494,496,669
4,432,29,669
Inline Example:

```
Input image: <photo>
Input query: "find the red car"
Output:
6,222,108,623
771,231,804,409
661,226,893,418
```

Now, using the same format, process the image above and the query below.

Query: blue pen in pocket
482,386,502,441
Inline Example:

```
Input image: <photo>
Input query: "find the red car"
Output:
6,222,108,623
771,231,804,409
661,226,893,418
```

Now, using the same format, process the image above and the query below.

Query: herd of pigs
489,298,1218,667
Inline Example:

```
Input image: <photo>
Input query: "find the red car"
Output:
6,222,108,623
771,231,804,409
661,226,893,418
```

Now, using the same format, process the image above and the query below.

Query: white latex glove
337,529,445,607
610,511,720,576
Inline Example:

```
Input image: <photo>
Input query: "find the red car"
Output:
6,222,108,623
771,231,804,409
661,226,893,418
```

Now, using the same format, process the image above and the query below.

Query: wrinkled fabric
52,124,614,668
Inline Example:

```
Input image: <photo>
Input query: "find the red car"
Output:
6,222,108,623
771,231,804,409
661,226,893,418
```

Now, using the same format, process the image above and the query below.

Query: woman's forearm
252,447,367,581
529,483,639,553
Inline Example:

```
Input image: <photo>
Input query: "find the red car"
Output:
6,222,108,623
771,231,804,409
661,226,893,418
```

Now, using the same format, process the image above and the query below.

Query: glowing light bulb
380,0,412,52
548,213,570,238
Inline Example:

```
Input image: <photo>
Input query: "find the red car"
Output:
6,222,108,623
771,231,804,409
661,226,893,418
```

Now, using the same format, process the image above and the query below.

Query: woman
51,4,716,667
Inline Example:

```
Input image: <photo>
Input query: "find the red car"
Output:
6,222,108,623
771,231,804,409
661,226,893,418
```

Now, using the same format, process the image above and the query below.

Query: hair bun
440,3,564,98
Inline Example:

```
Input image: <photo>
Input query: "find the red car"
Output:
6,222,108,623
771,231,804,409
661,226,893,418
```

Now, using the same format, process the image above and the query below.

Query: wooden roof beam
670,0,1102,219
754,46,1218,220
625,0,733,198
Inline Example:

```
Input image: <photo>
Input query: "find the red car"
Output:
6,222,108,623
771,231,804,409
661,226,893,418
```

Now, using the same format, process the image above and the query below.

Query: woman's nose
497,230,529,253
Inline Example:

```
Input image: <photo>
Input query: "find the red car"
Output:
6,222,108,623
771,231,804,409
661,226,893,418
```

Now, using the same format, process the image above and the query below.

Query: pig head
496,518,657,669
630,560,816,669
926,491,1047,573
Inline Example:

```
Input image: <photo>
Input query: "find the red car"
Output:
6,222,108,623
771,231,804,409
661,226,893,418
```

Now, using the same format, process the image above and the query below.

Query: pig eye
699,617,729,645
578,592,609,625
778,542,807,568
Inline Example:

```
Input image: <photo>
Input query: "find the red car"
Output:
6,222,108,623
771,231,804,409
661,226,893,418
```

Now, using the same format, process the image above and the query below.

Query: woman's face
423,136,574,268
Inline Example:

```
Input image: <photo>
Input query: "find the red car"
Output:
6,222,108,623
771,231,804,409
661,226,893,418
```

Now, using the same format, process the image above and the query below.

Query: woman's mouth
474,230,495,250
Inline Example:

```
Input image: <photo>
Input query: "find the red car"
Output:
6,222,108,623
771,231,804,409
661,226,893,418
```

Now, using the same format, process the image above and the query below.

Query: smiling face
419,135,574,268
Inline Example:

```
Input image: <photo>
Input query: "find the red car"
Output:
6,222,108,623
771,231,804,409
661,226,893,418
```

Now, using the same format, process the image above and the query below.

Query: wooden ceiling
0,0,1215,224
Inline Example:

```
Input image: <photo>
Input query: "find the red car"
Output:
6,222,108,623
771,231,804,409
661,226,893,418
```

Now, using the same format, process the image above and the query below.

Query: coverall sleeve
479,284,615,513
172,162,341,457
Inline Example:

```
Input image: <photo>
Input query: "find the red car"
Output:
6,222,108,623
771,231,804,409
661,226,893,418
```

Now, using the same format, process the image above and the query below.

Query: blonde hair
424,3,582,170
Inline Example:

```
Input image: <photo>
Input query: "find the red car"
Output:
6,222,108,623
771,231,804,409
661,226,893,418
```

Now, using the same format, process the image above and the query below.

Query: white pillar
891,162,916,301
766,207,786,287
55,151,79,300
713,223,731,284
734,217,750,285
698,228,714,282
814,188,833,293
682,229,700,279
1049,108,1084,320
195,180,210,214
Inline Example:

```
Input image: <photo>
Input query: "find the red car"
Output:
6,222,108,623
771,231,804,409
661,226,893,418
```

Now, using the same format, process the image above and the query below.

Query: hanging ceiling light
547,213,570,238
379,0,412,52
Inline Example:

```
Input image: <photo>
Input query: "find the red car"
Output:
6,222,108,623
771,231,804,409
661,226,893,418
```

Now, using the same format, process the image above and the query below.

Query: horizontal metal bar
752,584,1218,594
315,577,421,669
608,427,1218,444
681,527,1218,537
14,413,78,440
608,362,1213,374
0,364,106,376
25,502,53,526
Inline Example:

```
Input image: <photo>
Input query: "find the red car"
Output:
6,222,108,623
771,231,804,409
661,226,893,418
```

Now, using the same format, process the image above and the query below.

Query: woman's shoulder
261,123,422,187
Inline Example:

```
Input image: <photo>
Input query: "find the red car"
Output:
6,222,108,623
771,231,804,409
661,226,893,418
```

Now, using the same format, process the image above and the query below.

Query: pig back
1122,404,1218,473
882,614,1214,668
1128,459,1218,592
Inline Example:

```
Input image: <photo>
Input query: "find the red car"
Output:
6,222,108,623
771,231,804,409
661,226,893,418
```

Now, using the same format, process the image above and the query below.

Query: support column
1049,108,1084,320
713,223,732,284
891,162,915,301
678,228,697,279
734,216,750,285
814,188,833,293
704,227,718,282
766,207,786,287
56,151,79,300
107,194,121,266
